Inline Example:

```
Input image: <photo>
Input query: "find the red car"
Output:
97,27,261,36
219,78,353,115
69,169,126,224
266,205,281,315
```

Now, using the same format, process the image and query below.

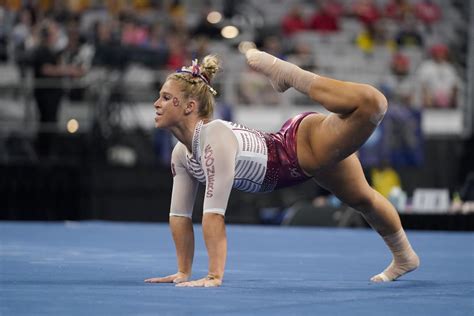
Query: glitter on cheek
172,97,180,107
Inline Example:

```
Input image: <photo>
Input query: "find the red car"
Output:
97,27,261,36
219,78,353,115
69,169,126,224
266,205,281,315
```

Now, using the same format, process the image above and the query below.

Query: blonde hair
167,55,221,118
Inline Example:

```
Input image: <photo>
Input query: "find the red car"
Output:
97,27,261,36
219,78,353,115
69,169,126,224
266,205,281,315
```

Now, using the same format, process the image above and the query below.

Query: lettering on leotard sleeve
203,144,216,198
201,122,238,215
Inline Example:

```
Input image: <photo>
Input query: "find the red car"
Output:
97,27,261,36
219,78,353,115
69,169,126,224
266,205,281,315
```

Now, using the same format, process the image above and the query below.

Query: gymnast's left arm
176,122,238,287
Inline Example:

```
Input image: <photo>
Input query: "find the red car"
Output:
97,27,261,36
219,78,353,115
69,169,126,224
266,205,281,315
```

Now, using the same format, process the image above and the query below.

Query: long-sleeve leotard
169,120,268,217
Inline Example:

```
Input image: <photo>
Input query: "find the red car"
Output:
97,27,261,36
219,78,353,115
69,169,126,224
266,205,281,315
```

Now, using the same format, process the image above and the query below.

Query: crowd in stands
0,0,465,109
1,1,193,72
274,0,465,198
278,0,462,110
0,1,470,211
0,1,467,160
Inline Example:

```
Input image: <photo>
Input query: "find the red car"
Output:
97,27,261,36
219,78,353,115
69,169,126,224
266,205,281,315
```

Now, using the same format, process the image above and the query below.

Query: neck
169,116,209,153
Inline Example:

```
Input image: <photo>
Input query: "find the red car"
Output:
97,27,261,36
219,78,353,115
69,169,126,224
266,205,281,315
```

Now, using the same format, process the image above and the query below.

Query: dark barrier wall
1,163,173,222
0,160,314,224
1,163,85,220
1,137,471,229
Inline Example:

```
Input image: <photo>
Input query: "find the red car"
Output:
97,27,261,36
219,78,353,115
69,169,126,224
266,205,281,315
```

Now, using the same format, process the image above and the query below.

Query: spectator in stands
414,0,441,31
48,0,73,25
379,53,415,106
121,17,149,47
192,36,211,62
394,14,423,48
12,9,33,43
374,52,424,168
352,0,380,27
62,24,94,101
12,8,35,77
356,22,394,55
168,0,186,19
321,0,344,18
415,44,460,108
384,0,413,21
307,1,340,33
63,23,94,69
168,8,189,38
287,41,318,72
146,22,166,51
92,20,123,68
193,9,222,40
281,5,306,36
261,35,286,60
31,20,84,159
165,33,188,70
371,162,402,198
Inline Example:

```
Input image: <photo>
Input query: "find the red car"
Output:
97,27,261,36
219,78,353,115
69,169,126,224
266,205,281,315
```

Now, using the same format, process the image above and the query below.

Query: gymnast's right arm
145,144,198,284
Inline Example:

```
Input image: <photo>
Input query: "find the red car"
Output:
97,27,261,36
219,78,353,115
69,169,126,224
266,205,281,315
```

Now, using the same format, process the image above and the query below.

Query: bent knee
368,87,388,126
358,85,388,126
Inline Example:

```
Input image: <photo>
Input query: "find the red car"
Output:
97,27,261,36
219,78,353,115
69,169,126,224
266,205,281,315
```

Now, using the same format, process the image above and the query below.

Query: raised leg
246,49,419,282
246,49,387,167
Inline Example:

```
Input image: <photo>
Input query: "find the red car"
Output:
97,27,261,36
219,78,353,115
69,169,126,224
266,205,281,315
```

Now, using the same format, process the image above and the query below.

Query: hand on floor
144,272,189,284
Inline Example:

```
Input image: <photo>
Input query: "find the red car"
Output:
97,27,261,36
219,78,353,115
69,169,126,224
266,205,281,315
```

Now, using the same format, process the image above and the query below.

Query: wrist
178,270,191,276
206,273,223,281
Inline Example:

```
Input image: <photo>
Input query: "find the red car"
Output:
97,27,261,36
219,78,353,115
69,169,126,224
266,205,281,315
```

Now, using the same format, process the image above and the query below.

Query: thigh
311,154,374,207
297,110,378,170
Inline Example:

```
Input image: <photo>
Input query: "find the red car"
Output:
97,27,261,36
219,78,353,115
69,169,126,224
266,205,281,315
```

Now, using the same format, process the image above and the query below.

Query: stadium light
207,11,222,24
238,41,256,54
67,119,79,133
221,25,239,39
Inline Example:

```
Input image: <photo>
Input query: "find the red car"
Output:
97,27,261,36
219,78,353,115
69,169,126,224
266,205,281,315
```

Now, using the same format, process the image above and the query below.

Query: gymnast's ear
184,99,197,115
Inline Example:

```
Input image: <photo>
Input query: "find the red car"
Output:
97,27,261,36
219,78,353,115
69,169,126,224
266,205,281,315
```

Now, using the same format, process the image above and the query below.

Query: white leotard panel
169,120,268,217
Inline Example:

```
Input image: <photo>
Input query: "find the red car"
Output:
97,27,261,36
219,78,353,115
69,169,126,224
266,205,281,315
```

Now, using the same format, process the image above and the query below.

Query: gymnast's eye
159,94,170,101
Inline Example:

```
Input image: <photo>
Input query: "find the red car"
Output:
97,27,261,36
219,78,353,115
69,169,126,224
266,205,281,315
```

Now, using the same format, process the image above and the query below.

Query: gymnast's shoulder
202,119,237,142
171,141,187,162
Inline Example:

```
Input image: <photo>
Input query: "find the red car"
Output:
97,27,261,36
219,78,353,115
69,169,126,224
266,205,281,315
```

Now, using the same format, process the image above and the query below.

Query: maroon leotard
260,112,314,192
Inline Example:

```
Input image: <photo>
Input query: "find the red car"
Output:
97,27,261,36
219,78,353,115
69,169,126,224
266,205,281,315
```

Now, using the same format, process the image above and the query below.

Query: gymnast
145,50,420,287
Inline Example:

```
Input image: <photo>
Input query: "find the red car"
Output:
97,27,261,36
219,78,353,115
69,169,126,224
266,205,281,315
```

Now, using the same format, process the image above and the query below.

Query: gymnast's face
154,79,187,129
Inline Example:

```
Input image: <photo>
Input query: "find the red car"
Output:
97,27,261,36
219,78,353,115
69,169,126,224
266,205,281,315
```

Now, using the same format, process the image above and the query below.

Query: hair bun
201,55,221,83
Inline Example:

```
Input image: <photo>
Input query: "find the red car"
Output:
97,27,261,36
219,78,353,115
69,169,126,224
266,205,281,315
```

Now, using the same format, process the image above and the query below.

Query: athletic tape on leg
203,208,226,216
169,210,193,218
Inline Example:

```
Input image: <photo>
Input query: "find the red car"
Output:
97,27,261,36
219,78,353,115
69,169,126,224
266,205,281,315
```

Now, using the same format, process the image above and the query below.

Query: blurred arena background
0,0,473,230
